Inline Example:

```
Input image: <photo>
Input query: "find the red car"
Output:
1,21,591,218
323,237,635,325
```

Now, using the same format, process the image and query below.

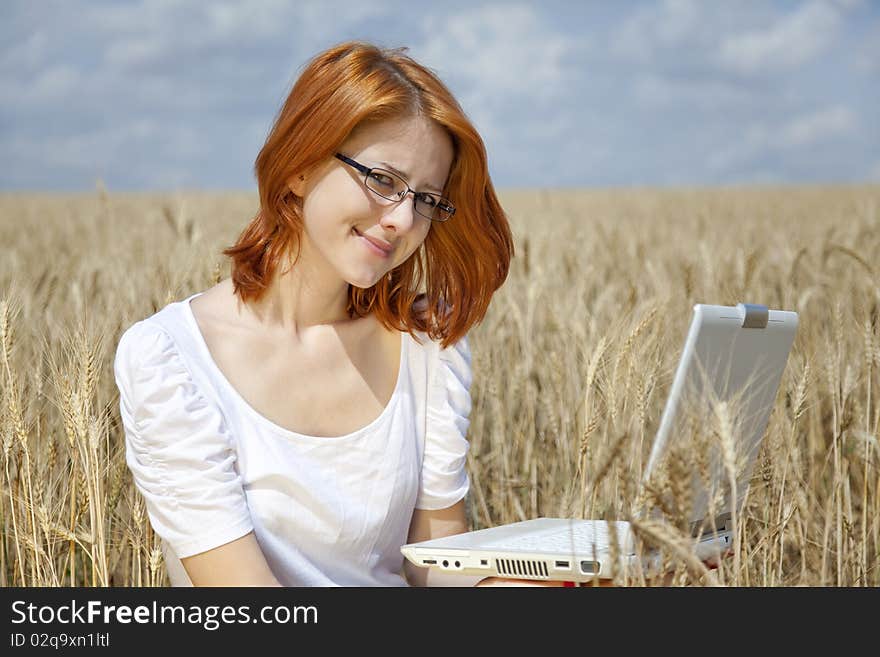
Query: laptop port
580,560,600,575
423,560,437,565
555,560,570,568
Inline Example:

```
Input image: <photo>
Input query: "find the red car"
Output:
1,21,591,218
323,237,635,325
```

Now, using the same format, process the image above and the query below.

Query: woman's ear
288,173,306,197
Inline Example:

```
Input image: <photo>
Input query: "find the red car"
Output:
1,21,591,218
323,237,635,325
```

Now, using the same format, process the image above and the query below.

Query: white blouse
113,291,473,586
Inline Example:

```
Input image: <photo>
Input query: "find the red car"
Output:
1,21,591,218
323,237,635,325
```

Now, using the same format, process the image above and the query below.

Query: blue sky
1,0,878,191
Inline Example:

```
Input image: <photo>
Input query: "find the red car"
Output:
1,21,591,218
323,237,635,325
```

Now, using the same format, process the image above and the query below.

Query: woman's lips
353,228,392,257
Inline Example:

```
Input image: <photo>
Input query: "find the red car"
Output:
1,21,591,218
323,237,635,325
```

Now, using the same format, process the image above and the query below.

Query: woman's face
293,114,455,290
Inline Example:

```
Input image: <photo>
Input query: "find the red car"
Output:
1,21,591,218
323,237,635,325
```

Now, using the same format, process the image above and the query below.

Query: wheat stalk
3,186,879,586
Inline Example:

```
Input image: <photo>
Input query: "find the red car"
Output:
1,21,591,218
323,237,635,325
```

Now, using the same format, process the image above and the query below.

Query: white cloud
613,0,705,60
91,0,385,72
2,0,388,113
830,0,867,11
2,118,198,174
414,4,582,101
0,30,51,73
613,0,855,78
633,74,759,110
104,36,167,70
205,1,293,40
1,1,875,190
84,0,298,40
708,105,858,173
853,24,880,74
0,64,81,105
778,105,856,148
407,4,586,181
719,1,843,74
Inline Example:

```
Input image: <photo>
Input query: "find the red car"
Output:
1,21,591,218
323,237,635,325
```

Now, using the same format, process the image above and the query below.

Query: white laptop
401,302,799,583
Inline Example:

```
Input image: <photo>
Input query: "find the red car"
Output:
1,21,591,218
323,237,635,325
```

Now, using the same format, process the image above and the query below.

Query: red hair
222,41,513,349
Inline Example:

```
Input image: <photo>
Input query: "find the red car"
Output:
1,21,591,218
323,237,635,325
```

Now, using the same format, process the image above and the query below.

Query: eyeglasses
334,153,456,222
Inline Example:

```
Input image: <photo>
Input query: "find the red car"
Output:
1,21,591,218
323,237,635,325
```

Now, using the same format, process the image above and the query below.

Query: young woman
114,41,577,587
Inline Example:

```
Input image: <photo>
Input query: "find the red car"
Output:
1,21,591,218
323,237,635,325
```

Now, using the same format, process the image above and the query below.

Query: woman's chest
233,401,421,555
198,311,404,438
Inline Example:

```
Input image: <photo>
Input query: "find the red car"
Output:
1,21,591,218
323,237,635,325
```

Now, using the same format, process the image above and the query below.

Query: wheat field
1,184,878,586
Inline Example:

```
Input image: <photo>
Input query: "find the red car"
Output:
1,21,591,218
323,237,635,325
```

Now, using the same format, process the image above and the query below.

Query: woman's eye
416,193,438,207
368,172,395,188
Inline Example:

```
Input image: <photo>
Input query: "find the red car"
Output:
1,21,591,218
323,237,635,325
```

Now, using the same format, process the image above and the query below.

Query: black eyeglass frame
334,152,456,222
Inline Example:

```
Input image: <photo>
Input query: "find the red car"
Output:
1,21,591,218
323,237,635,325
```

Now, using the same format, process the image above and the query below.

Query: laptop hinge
737,303,769,328
691,512,732,538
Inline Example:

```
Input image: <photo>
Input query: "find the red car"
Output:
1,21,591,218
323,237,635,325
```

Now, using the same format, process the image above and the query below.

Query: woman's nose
380,192,419,232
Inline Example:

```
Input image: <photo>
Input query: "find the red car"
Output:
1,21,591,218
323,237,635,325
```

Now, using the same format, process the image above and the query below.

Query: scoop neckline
180,291,407,443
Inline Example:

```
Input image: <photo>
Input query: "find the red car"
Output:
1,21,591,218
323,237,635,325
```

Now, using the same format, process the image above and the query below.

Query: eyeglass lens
364,169,453,221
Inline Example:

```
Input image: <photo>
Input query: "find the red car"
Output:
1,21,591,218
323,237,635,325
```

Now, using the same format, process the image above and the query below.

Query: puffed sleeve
415,333,473,510
113,320,254,558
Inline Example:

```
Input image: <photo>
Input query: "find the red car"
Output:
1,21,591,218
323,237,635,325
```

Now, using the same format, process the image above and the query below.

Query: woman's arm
404,499,476,586
180,532,282,587
404,500,566,586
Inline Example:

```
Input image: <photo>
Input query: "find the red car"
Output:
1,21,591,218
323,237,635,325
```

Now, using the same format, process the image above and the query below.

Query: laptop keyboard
485,522,623,553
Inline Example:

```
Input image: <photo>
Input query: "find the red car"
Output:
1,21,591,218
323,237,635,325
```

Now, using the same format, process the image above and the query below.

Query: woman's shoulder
406,296,471,391
114,318,188,396
114,312,229,440
116,298,194,365
114,291,210,395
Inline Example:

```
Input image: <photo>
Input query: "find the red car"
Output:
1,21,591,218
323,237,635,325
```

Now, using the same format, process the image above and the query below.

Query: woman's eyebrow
377,161,443,193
